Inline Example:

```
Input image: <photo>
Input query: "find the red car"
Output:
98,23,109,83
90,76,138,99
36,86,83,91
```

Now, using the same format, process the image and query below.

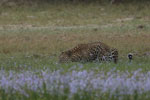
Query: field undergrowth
0,1,150,100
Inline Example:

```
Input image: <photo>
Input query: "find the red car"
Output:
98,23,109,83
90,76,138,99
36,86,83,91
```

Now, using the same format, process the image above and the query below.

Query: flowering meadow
0,2,150,100
0,67,150,100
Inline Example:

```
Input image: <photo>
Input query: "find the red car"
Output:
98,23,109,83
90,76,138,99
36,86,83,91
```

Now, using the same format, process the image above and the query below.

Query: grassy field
0,1,150,100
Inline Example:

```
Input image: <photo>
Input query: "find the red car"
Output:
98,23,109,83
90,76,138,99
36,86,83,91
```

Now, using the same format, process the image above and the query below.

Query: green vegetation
0,2,150,100
0,2,150,70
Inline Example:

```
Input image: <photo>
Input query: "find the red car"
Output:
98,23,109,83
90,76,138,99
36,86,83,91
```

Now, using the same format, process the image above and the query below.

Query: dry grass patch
0,33,149,58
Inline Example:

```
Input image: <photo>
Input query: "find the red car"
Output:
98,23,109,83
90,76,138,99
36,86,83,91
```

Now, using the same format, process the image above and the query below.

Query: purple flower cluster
0,69,150,98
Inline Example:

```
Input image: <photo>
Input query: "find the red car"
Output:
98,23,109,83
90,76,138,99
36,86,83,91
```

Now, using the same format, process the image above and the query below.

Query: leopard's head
59,51,72,63
110,48,118,63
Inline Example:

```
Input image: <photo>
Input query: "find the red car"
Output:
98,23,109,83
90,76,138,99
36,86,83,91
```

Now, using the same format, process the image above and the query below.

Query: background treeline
0,0,149,6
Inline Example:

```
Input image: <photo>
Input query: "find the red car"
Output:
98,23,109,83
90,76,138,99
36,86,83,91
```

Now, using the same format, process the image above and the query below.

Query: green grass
0,54,149,72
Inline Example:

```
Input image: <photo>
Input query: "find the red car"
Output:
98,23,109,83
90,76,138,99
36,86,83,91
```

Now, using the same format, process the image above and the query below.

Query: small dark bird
128,53,133,62
137,25,145,29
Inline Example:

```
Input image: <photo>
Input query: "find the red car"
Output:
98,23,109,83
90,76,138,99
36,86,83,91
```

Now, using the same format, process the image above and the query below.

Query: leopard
59,41,118,63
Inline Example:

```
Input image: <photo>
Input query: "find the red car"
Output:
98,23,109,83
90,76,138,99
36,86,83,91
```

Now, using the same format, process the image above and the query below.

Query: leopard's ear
66,51,72,57
110,48,118,56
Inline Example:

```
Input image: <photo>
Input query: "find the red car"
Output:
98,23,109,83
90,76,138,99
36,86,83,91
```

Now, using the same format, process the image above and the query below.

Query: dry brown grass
0,32,149,58
0,3,150,58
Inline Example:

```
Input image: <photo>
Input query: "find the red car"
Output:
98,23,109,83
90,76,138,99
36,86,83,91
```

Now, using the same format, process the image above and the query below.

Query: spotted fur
59,42,118,63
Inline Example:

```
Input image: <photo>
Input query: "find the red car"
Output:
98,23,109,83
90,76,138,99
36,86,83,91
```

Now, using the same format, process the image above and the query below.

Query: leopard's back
59,41,118,63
